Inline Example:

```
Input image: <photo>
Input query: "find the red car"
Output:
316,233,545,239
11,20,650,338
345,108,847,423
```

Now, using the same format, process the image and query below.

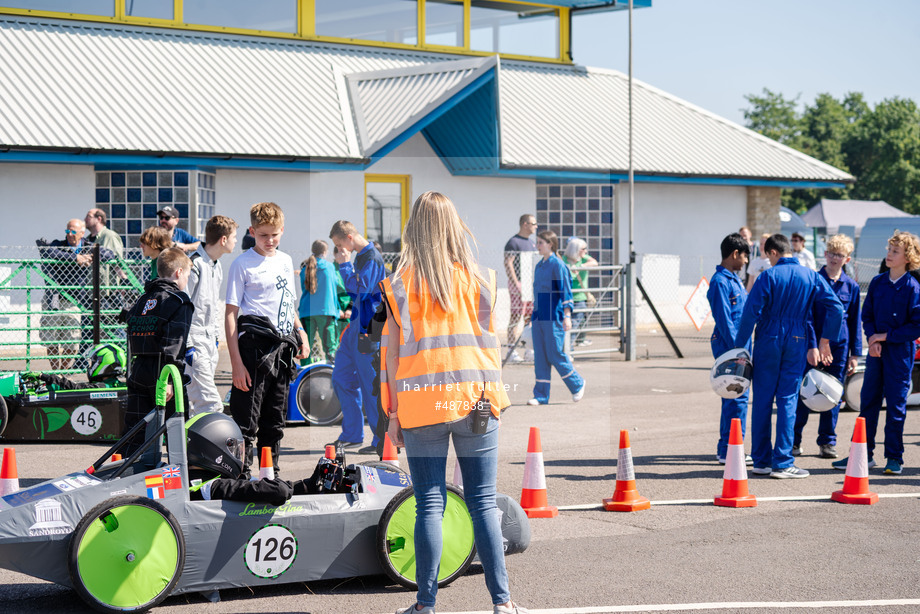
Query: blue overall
707,265,750,459
859,272,920,464
332,244,386,446
794,267,861,448
734,258,843,471
531,253,584,403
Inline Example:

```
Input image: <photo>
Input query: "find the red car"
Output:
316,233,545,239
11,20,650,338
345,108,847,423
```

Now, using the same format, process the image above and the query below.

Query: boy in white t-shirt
225,202,309,478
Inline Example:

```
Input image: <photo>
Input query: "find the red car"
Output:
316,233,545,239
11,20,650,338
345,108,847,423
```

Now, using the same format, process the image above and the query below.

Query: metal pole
92,243,101,345
625,0,637,361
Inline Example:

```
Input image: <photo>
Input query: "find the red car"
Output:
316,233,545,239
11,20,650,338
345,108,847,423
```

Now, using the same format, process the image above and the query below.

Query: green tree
742,88,802,147
845,97,920,213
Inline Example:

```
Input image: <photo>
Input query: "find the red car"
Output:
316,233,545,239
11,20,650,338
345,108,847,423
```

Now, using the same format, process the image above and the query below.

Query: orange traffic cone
259,447,275,480
382,433,400,468
520,427,557,518
110,453,122,463
831,417,878,505
714,418,757,508
0,447,19,496
452,456,463,488
603,430,651,512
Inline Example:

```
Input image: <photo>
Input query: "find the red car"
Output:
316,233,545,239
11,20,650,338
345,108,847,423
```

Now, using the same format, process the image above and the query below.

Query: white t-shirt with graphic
225,249,297,335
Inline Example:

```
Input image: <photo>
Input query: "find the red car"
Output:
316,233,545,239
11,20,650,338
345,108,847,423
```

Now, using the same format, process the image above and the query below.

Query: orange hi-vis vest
381,264,510,429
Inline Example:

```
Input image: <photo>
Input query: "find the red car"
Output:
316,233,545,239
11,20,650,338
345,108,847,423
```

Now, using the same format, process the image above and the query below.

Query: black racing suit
229,314,299,478
124,278,193,454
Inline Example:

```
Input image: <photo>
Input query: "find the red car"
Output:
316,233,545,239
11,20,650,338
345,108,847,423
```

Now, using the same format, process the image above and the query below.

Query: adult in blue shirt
158,206,200,252
793,234,861,459
527,230,585,406
735,234,843,479
329,220,387,452
299,240,341,365
706,233,751,464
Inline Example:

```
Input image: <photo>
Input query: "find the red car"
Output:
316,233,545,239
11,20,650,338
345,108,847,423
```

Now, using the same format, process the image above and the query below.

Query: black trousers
229,335,291,478
124,383,175,460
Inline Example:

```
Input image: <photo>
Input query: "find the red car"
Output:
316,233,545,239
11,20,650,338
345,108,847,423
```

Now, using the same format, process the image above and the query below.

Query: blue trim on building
366,69,497,165
0,151,367,172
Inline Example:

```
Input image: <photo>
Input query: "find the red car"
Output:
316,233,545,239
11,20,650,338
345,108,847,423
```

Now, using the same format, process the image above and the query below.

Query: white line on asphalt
433,598,920,613
556,492,919,511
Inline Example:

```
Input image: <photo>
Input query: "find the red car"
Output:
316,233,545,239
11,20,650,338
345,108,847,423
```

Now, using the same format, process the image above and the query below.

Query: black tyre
68,495,185,613
376,484,476,590
0,394,7,436
295,366,342,426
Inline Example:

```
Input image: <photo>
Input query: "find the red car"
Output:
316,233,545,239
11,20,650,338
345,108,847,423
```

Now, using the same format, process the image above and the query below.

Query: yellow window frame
0,0,570,63
364,174,411,245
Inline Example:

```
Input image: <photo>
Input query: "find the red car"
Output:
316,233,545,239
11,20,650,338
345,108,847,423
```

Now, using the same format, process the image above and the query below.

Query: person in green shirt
563,238,597,347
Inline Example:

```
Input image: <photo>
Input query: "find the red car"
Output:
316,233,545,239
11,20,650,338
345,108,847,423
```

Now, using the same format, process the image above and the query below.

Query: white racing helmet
710,348,753,399
800,369,844,412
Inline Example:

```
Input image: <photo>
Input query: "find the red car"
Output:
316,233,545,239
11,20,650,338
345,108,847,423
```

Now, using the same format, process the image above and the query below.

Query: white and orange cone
831,417,878,505
520,427,557,518
714,418,757,508
603,430,651,512
382,433,400,468
110,453,123,463
0,447,19,496
258,447,275,480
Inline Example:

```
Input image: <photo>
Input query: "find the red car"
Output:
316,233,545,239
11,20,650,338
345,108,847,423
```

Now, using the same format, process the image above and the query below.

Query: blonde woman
382,192,529,614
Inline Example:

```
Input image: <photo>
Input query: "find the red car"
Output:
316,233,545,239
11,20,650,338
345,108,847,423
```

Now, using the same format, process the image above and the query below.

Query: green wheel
376,484,476,590
68,495,185,613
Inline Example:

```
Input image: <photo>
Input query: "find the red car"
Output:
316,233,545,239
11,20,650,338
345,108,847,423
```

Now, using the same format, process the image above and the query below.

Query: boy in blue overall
735,234,843,479
707,233,751,464
329,220,387,452
834,231,920,475
793,234,861,459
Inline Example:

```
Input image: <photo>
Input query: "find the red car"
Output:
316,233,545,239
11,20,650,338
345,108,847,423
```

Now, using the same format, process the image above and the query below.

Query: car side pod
831,417,879,505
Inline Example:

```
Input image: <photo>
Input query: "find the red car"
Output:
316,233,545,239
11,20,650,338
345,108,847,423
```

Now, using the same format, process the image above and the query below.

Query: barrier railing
565,264,625,357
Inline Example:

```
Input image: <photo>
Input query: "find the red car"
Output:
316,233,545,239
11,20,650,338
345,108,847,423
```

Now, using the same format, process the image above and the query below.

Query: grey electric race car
0,365,530,613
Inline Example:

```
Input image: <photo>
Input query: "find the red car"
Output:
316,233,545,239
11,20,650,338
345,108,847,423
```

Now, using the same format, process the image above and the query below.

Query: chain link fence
0,245,147,375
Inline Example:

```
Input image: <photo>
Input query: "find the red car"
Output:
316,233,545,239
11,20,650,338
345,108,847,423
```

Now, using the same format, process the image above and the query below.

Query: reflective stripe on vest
383,266,508,428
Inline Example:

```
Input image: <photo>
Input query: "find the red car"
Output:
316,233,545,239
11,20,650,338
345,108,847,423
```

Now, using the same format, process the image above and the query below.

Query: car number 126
244,524,298,579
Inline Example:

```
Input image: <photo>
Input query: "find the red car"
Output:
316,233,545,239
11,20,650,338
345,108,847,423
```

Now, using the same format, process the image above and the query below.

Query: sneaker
750,466,772,475
884,459,903,475
770,466,810,479
576,339,593,347
716,455,726,464
494,602,530,614
572,382,586,402
818,444,838,459
396,605,435,614
327,439,362,450
716,454,752,465
523,349,535,361
832,457,877,470
526,398,541,406
507,351,524,364
791,444,803,457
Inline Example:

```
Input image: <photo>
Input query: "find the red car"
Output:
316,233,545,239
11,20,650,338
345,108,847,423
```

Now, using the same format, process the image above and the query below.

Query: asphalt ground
2,353,920,614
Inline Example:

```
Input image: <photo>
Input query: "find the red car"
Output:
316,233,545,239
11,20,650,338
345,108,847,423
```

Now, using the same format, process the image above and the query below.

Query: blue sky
571,0,920,125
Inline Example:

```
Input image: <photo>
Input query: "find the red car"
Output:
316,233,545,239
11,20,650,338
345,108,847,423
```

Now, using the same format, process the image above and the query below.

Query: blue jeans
402,413,510,608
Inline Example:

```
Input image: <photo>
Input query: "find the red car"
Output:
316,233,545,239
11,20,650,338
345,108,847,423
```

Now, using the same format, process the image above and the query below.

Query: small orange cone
0,447,20,496
603,430,651,512
831,417,878,505
520,427,557,518
258,447,275,480
381,433,400,468
110,453,122,463
714,418,757,508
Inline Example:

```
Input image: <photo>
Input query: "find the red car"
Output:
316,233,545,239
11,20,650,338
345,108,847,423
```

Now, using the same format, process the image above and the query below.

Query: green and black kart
0,365,530,613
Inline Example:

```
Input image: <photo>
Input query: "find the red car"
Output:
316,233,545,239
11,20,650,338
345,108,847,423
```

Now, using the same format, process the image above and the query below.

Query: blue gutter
0,150,367,172
366,69,496,165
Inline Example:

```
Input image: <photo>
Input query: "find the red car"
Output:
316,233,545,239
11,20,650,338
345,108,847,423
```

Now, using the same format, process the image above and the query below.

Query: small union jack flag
162,466,181,479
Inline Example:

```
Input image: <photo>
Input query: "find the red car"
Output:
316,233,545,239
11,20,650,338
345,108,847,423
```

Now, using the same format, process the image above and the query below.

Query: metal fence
0,245,147,374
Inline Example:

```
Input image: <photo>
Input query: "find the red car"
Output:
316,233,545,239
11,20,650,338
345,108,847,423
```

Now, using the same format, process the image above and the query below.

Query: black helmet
185,412,244,479
86,343,126,382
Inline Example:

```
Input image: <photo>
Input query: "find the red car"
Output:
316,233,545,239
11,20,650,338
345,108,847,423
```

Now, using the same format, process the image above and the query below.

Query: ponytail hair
301,240,328,295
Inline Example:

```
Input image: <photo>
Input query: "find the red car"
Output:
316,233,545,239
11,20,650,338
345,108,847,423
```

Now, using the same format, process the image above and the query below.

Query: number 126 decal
244,524,298,579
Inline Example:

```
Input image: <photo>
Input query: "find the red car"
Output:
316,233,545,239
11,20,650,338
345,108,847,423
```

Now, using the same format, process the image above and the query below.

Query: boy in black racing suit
123,247,194,455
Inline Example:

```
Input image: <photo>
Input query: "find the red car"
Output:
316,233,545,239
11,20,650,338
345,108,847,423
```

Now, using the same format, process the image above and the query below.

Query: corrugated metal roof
497,64,853,182
0,16,853,184
346,56,495,156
